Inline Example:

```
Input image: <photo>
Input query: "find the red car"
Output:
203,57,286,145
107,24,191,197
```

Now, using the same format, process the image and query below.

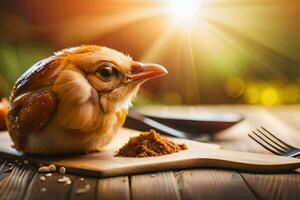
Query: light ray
206,18,297,79
140,26,174,63
34,6,167,44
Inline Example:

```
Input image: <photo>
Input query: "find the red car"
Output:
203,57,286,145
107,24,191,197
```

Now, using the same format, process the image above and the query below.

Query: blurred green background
0,0,299,105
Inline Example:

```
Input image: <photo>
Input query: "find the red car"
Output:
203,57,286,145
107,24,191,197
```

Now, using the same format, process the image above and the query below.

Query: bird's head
52,45,167,131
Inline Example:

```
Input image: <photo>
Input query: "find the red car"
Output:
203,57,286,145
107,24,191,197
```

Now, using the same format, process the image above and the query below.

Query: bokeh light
244,85,260,104
261,87,280,106
225,77,245,98
282,84,300,103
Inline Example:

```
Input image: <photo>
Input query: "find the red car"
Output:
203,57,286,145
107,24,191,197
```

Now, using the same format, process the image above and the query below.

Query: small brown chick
6,45,167,155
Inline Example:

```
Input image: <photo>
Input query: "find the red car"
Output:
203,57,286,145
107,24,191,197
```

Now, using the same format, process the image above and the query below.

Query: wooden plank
97,176,130,200
0,130,224,178
130,172,180,200
212,106,300,200
241,173,300,200
24,171,75,200
0,105,299,200
267,106,300,133
176,169,257,200
238,107,300,200
0,164,35,200
196,106,300,200
69,177,97,200
0,133,299,176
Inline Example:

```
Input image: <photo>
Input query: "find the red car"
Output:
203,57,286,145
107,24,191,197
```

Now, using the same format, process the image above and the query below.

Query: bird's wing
7,89,57,151
7,54,65,150
12,56,63,98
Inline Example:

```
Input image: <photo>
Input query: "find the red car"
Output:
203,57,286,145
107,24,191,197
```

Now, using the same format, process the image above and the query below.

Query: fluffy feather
6,45,167,155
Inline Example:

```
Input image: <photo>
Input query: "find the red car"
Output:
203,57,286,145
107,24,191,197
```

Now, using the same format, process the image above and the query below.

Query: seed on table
59,167,66,174
45,173,52,177
58,176,68,183
38,166,50,173
76,184,90,194
48,164,56,172
58,178,66,183
40,176,46,181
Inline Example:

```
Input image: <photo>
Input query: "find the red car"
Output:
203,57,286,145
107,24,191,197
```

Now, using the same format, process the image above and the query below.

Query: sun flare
166,0,201,26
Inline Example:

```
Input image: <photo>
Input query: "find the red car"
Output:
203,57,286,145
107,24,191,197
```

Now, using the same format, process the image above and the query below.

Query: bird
5,45,167,155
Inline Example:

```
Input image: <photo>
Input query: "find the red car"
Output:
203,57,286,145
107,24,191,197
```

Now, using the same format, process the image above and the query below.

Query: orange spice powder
115,129,187,157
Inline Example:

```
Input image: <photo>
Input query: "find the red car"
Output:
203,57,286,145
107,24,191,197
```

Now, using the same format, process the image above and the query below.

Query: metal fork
248,126,300,157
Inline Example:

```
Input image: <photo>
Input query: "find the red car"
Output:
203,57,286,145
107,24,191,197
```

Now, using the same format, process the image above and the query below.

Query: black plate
144,112,244,134
124,109,243,136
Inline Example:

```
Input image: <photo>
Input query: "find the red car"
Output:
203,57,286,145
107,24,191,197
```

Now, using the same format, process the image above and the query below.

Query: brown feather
6,45,164,155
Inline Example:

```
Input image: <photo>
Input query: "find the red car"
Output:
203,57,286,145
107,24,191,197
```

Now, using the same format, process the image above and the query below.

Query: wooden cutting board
0,128,299,178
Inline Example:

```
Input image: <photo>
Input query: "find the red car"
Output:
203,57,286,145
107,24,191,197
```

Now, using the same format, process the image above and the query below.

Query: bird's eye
98,64,117,81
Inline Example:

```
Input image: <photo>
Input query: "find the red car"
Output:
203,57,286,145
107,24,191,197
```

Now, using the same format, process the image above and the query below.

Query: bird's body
6,45,167,155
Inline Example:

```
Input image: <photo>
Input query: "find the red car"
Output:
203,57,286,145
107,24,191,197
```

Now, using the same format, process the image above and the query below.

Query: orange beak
126,62,168,81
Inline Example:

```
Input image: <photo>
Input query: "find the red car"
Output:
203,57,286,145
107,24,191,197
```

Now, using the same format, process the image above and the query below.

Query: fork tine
248,133,282,155
252,130,287,153
260,126,295,149
256,128,290,151
252,131,287,153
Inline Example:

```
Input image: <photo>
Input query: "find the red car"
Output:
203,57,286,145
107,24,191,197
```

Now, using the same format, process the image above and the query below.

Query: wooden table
0,105,300,200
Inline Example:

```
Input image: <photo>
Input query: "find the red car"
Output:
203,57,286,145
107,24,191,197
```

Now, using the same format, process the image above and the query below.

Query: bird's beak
126,62,168,81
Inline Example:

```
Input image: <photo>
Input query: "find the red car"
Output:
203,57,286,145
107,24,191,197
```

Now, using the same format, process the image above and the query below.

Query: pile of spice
115,129,187,157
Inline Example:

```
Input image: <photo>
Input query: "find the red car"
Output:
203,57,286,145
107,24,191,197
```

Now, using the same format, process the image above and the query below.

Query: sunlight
166,0,201,26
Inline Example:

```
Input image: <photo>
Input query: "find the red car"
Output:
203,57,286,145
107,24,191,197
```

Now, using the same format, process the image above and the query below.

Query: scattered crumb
122,179,127,182
45,173,52,177
76,184,91,194
23,160,29,165
15,159,19,163
150,174,156,177
59,167,66,175
58,176,71,184
18,162,22,166
40,187,47,192
38,166,50,173
38,164,57,173
48,164,56,172
7,163,13,166
58,178,67,183
80,178,85,182
40,176,46,181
